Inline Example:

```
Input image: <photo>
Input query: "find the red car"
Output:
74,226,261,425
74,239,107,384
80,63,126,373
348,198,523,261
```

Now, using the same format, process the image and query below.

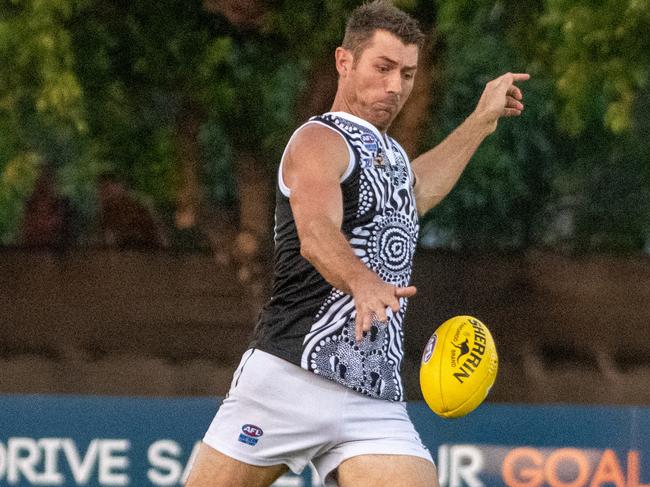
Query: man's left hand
473,72,530,134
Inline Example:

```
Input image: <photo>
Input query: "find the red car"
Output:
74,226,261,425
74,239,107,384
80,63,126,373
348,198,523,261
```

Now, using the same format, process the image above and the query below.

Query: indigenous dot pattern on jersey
301,113,419,401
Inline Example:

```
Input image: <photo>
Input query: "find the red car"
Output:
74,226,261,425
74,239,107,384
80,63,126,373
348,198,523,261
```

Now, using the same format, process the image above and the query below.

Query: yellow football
420,315,498,419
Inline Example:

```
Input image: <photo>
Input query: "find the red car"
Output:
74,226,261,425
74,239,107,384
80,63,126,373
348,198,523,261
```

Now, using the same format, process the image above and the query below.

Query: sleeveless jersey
251,111,419,402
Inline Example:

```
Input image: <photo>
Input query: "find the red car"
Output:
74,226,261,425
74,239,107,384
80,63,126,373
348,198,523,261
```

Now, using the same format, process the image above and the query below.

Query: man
186,2,528,486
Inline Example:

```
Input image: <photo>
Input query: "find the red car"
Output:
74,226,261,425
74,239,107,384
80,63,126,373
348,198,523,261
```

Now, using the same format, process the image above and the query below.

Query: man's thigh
185,443,288,487
336,454,439,487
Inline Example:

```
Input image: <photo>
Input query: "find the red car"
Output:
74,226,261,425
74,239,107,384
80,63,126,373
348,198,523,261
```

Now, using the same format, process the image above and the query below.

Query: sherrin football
420,315,498,419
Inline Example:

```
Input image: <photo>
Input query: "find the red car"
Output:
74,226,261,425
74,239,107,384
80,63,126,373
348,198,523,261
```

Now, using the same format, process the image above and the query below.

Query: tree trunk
202,0,266,29
174,102,204,230
295,52,339,123
235,149,273,240
232,148,274,311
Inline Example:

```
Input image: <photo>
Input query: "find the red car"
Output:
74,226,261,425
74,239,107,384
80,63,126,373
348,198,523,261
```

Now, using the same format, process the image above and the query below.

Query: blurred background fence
1,247,649,405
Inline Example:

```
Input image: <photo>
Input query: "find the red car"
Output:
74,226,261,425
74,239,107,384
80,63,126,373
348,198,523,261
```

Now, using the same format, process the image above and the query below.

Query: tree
422,0,558,250
536,0,650,134
1,0,647,254
421,0,650,252
0,0,94,243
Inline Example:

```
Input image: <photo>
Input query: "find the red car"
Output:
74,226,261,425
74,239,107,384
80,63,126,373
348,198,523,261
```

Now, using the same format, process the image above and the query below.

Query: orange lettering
545,448,591,487
628,451,650,487
590,449,625,487
502,447,544,487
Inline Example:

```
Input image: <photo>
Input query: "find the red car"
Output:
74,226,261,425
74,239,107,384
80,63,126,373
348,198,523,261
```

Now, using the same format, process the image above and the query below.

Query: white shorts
203,349,433,486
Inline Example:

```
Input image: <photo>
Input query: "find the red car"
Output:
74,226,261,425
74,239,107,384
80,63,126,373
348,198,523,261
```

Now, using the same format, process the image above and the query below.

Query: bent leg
185,442,288,487
336,454,439,487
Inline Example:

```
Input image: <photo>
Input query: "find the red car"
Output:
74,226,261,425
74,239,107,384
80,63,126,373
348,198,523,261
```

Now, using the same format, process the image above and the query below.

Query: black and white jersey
251,111,419,402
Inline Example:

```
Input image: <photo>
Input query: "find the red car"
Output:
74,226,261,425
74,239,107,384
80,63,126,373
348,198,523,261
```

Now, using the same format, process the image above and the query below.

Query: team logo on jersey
238,424,264,446
361,134,378,168
361,133,378,152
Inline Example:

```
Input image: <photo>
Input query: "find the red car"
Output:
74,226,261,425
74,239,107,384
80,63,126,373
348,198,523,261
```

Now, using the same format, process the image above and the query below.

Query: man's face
338,30,419,131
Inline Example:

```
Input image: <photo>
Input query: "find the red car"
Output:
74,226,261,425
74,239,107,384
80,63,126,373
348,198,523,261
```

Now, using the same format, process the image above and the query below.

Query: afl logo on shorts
238,424,264,446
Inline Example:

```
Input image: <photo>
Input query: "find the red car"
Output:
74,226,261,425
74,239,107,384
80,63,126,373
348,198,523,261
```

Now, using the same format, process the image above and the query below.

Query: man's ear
335,47,353,76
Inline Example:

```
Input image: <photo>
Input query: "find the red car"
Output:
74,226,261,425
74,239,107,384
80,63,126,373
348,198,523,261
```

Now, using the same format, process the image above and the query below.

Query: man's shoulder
286,120,349,167
290,120,344,148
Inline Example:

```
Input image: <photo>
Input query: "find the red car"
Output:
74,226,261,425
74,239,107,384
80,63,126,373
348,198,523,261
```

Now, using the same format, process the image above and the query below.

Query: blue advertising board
0,395,648,486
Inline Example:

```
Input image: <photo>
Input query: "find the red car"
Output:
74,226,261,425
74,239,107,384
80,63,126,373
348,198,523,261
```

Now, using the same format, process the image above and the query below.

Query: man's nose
385,71,402,95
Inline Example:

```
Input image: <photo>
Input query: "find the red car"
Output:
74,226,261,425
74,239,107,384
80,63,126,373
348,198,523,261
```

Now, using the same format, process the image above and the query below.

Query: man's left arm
412,72,530,216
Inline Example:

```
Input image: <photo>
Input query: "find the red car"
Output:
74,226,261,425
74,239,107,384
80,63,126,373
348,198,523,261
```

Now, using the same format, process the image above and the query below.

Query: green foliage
419,0,650,252
0,0,95,241
69,0,234,202
533,0,650,249
265,0,353,58
215,38,307,161
569,83,650,252
0,0,86,131
427,0,556,249
200,119,235,206
537,0,650,134
0,0,647,251
0,152,40,243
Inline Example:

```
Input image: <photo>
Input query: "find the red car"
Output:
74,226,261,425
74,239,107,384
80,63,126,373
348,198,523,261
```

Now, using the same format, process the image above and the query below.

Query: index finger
499,73,530,86
511,73,530,82
394,286,417,298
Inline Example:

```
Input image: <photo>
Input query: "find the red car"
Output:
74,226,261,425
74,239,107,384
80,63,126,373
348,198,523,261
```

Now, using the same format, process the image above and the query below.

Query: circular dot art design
367,213,417,285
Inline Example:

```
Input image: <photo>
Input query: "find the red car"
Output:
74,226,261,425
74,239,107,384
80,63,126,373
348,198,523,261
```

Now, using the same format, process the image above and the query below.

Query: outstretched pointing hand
474,72,530,133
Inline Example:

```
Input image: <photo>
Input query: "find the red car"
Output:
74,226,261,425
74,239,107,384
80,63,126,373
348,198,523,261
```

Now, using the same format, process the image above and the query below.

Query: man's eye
403,73,414,80
377,65,390,73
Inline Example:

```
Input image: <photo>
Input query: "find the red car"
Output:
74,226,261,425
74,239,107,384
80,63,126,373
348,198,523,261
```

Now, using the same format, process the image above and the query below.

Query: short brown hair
342,1,424,59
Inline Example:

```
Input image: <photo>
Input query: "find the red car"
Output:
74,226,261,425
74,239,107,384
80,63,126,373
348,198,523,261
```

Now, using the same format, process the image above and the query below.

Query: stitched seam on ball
439,321,452,413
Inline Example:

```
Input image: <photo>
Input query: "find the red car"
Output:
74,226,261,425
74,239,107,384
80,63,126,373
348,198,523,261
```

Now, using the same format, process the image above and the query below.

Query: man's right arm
284,124,416,342
412,72,530,215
